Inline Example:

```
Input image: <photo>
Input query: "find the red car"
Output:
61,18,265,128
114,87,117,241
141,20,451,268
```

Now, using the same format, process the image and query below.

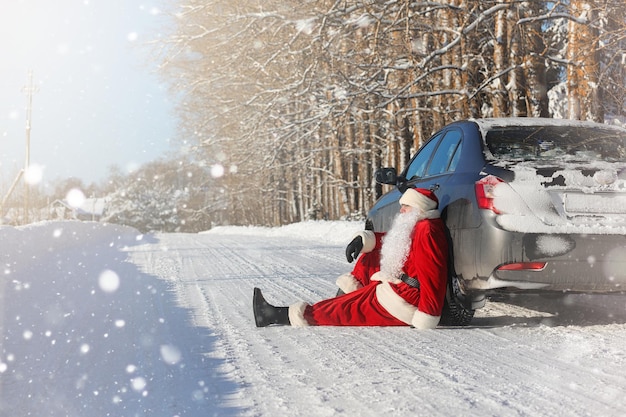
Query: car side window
404,133,442,180
447,139,462,171
426,129,463,176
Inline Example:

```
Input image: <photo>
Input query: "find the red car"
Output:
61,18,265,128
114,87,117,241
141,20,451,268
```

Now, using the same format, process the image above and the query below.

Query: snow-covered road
2,221,626,416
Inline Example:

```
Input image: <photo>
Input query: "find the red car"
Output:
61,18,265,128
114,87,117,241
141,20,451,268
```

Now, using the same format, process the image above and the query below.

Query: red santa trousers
300,281,419,326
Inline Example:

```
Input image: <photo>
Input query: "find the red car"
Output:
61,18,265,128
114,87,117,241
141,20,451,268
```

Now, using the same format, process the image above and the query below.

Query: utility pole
22,70,38,224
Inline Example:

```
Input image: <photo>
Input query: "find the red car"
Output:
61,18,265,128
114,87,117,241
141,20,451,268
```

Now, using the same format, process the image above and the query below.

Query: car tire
439,277,475,326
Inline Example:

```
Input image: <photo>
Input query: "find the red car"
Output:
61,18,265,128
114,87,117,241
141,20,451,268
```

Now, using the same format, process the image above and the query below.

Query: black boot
253,288,291,327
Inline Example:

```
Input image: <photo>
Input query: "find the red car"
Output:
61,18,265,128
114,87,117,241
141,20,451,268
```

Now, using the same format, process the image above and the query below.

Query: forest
3,1,625,231
154,0,626,227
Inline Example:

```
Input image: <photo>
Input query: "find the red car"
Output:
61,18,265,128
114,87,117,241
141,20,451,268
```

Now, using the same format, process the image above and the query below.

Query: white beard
379,209,421,280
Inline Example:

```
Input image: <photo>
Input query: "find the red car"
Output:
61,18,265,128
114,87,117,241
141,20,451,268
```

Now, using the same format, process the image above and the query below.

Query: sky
0,0,177,187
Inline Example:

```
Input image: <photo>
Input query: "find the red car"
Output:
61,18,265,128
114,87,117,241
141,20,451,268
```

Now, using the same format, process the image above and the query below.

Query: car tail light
475,175,504,213
497,262,547,271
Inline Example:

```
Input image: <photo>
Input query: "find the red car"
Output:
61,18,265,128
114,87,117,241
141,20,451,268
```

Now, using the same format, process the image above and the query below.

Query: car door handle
430,184,440,191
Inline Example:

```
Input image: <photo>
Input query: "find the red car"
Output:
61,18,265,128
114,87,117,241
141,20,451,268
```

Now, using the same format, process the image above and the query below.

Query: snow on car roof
470,117,626,138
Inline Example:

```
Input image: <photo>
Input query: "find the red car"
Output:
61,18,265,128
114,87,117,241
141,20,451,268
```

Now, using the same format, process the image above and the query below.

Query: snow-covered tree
155,0,626,226
102,159,218,232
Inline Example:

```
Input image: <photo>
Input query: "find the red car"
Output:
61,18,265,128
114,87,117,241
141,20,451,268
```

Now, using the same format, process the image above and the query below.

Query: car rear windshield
485,125,626,163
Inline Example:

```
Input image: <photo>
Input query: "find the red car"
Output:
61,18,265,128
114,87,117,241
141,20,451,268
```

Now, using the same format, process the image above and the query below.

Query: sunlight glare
66,188,86,208
24,164,44,185
211,164,224,178
98,269,120,293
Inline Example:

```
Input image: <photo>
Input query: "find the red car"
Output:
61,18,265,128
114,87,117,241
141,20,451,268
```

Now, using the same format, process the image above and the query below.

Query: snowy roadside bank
202,220,363,244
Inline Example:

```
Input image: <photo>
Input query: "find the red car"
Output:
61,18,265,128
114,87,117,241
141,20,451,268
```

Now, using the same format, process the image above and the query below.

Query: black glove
345,235,363,263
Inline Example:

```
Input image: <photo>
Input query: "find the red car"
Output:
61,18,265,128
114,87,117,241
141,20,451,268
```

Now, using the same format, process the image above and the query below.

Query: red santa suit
288,188,449,329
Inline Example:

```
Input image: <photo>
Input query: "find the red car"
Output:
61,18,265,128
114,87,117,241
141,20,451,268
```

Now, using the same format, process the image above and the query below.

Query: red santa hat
399,188,438,212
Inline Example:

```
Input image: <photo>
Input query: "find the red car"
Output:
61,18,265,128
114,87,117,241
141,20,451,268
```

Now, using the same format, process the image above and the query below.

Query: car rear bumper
456,221,626,293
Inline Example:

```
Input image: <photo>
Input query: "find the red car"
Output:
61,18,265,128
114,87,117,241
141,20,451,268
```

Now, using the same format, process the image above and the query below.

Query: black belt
400,273,420,289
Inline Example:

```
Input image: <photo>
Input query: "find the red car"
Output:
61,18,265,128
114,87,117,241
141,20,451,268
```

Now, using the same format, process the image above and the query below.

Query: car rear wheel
439,276,475,326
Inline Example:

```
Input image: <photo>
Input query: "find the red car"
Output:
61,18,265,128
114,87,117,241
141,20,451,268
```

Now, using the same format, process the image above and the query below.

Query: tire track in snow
179,234,350,415
130,232,349,414
127,231,626,417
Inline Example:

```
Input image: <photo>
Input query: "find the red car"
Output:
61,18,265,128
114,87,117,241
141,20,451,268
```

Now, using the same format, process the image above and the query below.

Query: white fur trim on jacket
375,282,441,329
353,230,376,253
375,282,417,325
411,310,441,330
423,209,441,219
288,301,310,327
336,273,363,294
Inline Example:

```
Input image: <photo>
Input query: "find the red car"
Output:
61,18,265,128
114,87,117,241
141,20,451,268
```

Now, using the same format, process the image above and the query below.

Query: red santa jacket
340,216,449,328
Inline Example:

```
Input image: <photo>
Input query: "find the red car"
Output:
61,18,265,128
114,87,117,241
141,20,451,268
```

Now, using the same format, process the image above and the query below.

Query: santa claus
253,187,449,329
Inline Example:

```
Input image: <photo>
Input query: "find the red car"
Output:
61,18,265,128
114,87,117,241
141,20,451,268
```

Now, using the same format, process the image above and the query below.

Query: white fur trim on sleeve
370,271,401,284
411,310,441,330
288,301,310,327
336,273,362,294
370,271,384,282
355,230,376,253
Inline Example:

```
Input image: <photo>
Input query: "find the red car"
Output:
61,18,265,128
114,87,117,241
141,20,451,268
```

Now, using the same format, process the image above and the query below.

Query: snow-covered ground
2,220,626,416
